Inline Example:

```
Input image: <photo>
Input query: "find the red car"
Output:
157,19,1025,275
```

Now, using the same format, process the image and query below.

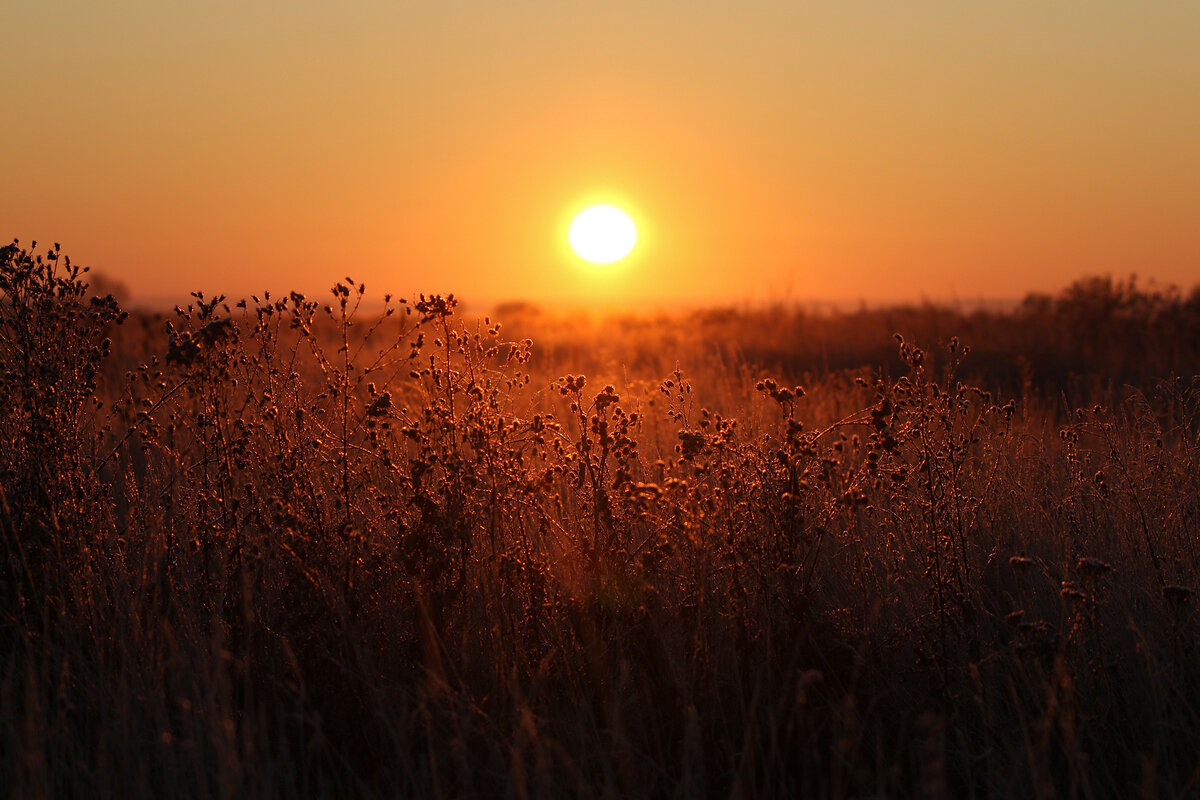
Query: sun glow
568,205,637,264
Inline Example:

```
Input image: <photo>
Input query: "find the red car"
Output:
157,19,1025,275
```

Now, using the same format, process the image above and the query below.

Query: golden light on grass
568,205,637,264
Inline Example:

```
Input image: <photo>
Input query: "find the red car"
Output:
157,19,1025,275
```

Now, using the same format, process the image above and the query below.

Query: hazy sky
4,2,1198,307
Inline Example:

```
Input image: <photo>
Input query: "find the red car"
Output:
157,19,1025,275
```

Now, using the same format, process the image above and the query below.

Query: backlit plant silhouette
2,239,1199,798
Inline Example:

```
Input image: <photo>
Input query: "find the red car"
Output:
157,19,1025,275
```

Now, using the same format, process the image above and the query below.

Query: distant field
3,241,1200,798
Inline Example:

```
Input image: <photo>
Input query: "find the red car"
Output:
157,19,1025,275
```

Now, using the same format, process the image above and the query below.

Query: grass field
3,240,1200,798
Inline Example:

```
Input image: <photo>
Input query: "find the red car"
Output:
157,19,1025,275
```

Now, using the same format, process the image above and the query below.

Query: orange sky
4,2,1198,308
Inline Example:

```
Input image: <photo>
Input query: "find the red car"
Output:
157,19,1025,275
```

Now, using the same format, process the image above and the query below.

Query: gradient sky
4,2,1198,307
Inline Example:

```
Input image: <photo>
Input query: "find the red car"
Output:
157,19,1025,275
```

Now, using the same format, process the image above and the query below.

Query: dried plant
3,242,1199,798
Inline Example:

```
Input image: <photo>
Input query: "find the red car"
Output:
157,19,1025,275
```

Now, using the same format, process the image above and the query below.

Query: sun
568,205,637,264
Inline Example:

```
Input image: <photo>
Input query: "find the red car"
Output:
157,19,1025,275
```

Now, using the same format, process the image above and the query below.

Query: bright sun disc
569,205,637,263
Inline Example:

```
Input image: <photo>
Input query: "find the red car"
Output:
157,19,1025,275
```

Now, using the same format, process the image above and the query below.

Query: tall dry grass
3,239,1200,798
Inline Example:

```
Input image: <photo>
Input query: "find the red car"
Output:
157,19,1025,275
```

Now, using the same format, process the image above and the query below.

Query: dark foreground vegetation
3,240,1200,798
